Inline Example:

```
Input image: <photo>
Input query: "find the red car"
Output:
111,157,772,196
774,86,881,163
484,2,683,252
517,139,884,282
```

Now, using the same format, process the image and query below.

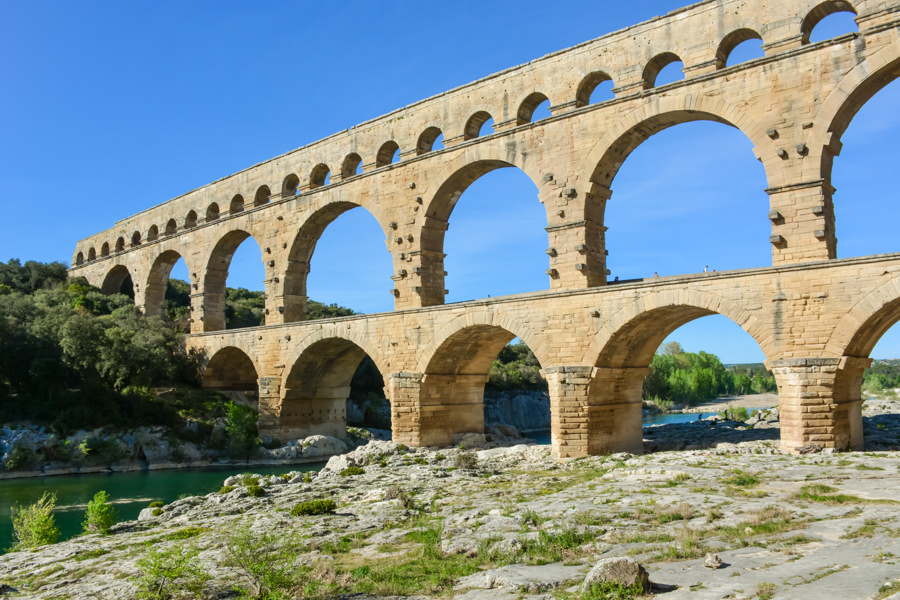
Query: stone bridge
68,0,900,456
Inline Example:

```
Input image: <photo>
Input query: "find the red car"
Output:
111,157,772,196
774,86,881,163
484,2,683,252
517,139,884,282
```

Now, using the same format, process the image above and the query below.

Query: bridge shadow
643,419,780,452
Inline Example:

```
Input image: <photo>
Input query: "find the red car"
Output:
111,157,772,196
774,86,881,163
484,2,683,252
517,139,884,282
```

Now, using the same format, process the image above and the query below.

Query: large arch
202,229,263,332
100,264,134,298
280,334,387,441
202,346,259,391
584,289,770,455
419,158,547,305
144,249,190,319
282,201,385,322
416,322,538,447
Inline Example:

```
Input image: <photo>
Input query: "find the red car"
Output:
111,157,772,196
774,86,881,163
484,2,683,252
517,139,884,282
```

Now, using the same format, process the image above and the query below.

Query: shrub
82,490,118,534
148,501,164,508
454,450,478,470
246,485,265,498
10,492,60,551
152,508,162,517
133,544,209,599
218,485,236,495
223,524,314,599
290,499,337,516
241,476,260,487
340,466,365,477
4,444,35,471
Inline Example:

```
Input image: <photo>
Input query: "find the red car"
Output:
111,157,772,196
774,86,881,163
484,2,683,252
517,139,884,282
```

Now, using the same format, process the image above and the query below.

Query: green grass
161,526,207,541
794,485,899,505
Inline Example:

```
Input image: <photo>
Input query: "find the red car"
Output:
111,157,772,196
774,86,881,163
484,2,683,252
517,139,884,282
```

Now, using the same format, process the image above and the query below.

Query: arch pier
68,0,900,456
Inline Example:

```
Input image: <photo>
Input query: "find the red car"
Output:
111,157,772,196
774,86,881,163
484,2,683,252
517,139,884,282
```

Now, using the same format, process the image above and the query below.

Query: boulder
581,557,650,593
301,435,349,458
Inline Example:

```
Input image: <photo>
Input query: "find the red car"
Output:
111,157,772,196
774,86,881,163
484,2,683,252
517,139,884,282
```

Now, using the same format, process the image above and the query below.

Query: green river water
0,462,322,553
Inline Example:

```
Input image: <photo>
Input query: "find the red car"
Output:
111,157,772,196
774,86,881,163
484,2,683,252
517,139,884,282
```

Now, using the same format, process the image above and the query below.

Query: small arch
516,92,551,125
184,210,198,229
375,141,400,167
464,111,494,140
87,247,96,261
716,29,764,69
341,153,363,179
801,1,858,44
115,237,125,253
101,242,110,257
207,203,220,222
230,194,245,214
254,185,271,207
75,251,84,266
576,71,615,107
147,225,159,242
417,127,444,155
282,173,299,197
202,347,259,391
165,219,178,235
131,231,142,247
642,52,684,89
309,164,331,189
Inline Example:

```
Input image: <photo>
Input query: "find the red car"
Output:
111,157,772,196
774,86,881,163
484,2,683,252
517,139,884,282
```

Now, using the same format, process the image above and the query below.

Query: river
1,462,322,553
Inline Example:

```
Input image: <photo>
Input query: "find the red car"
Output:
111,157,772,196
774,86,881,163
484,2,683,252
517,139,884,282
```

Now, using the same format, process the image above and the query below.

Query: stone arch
115,237,125,252
583,98,768,193
309,164,330,189
576,71,614,107
282,173,300,197
341,153,363,179
418,156,547,306
101,242,110,257
282,201,384,322
165,219,178,235
230,194,245,214
415,317,547,446
375,141,400,167
516,92,550,125
185,210,198,229
417,126,443,155
131,231,141,247
207,203,220,222
87,247,96,261
254,185,271,207
824,274,900,359
810,42,900,185
642,52,683,89
716,29,764,69
280,332,388,440
203,229,263,331
100,264,134,296
148,225,159,242
801,0,857,44
202,346,260,391
587,289,768,368
144,249,191,319
75,251,84,266
417,310,549,373
463,111,493,140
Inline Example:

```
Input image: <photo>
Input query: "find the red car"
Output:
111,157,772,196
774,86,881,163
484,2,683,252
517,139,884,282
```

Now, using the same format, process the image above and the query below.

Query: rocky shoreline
0,400,898,599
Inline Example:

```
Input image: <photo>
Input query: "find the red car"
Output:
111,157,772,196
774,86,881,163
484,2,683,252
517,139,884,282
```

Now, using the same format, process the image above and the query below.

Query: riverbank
680,392,779,413
2,437,899,598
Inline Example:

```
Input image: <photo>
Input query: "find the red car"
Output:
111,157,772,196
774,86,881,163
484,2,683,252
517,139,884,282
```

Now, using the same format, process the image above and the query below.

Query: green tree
82,490,118,534
10,492,60,551
134,544,210,599
226,401,259,459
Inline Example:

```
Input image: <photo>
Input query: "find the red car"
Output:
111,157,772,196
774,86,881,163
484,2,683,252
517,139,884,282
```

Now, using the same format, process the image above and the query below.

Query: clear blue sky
1,2,897,364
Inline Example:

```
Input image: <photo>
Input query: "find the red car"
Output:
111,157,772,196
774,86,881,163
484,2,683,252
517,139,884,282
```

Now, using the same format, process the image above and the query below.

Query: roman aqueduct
69,0,900,456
